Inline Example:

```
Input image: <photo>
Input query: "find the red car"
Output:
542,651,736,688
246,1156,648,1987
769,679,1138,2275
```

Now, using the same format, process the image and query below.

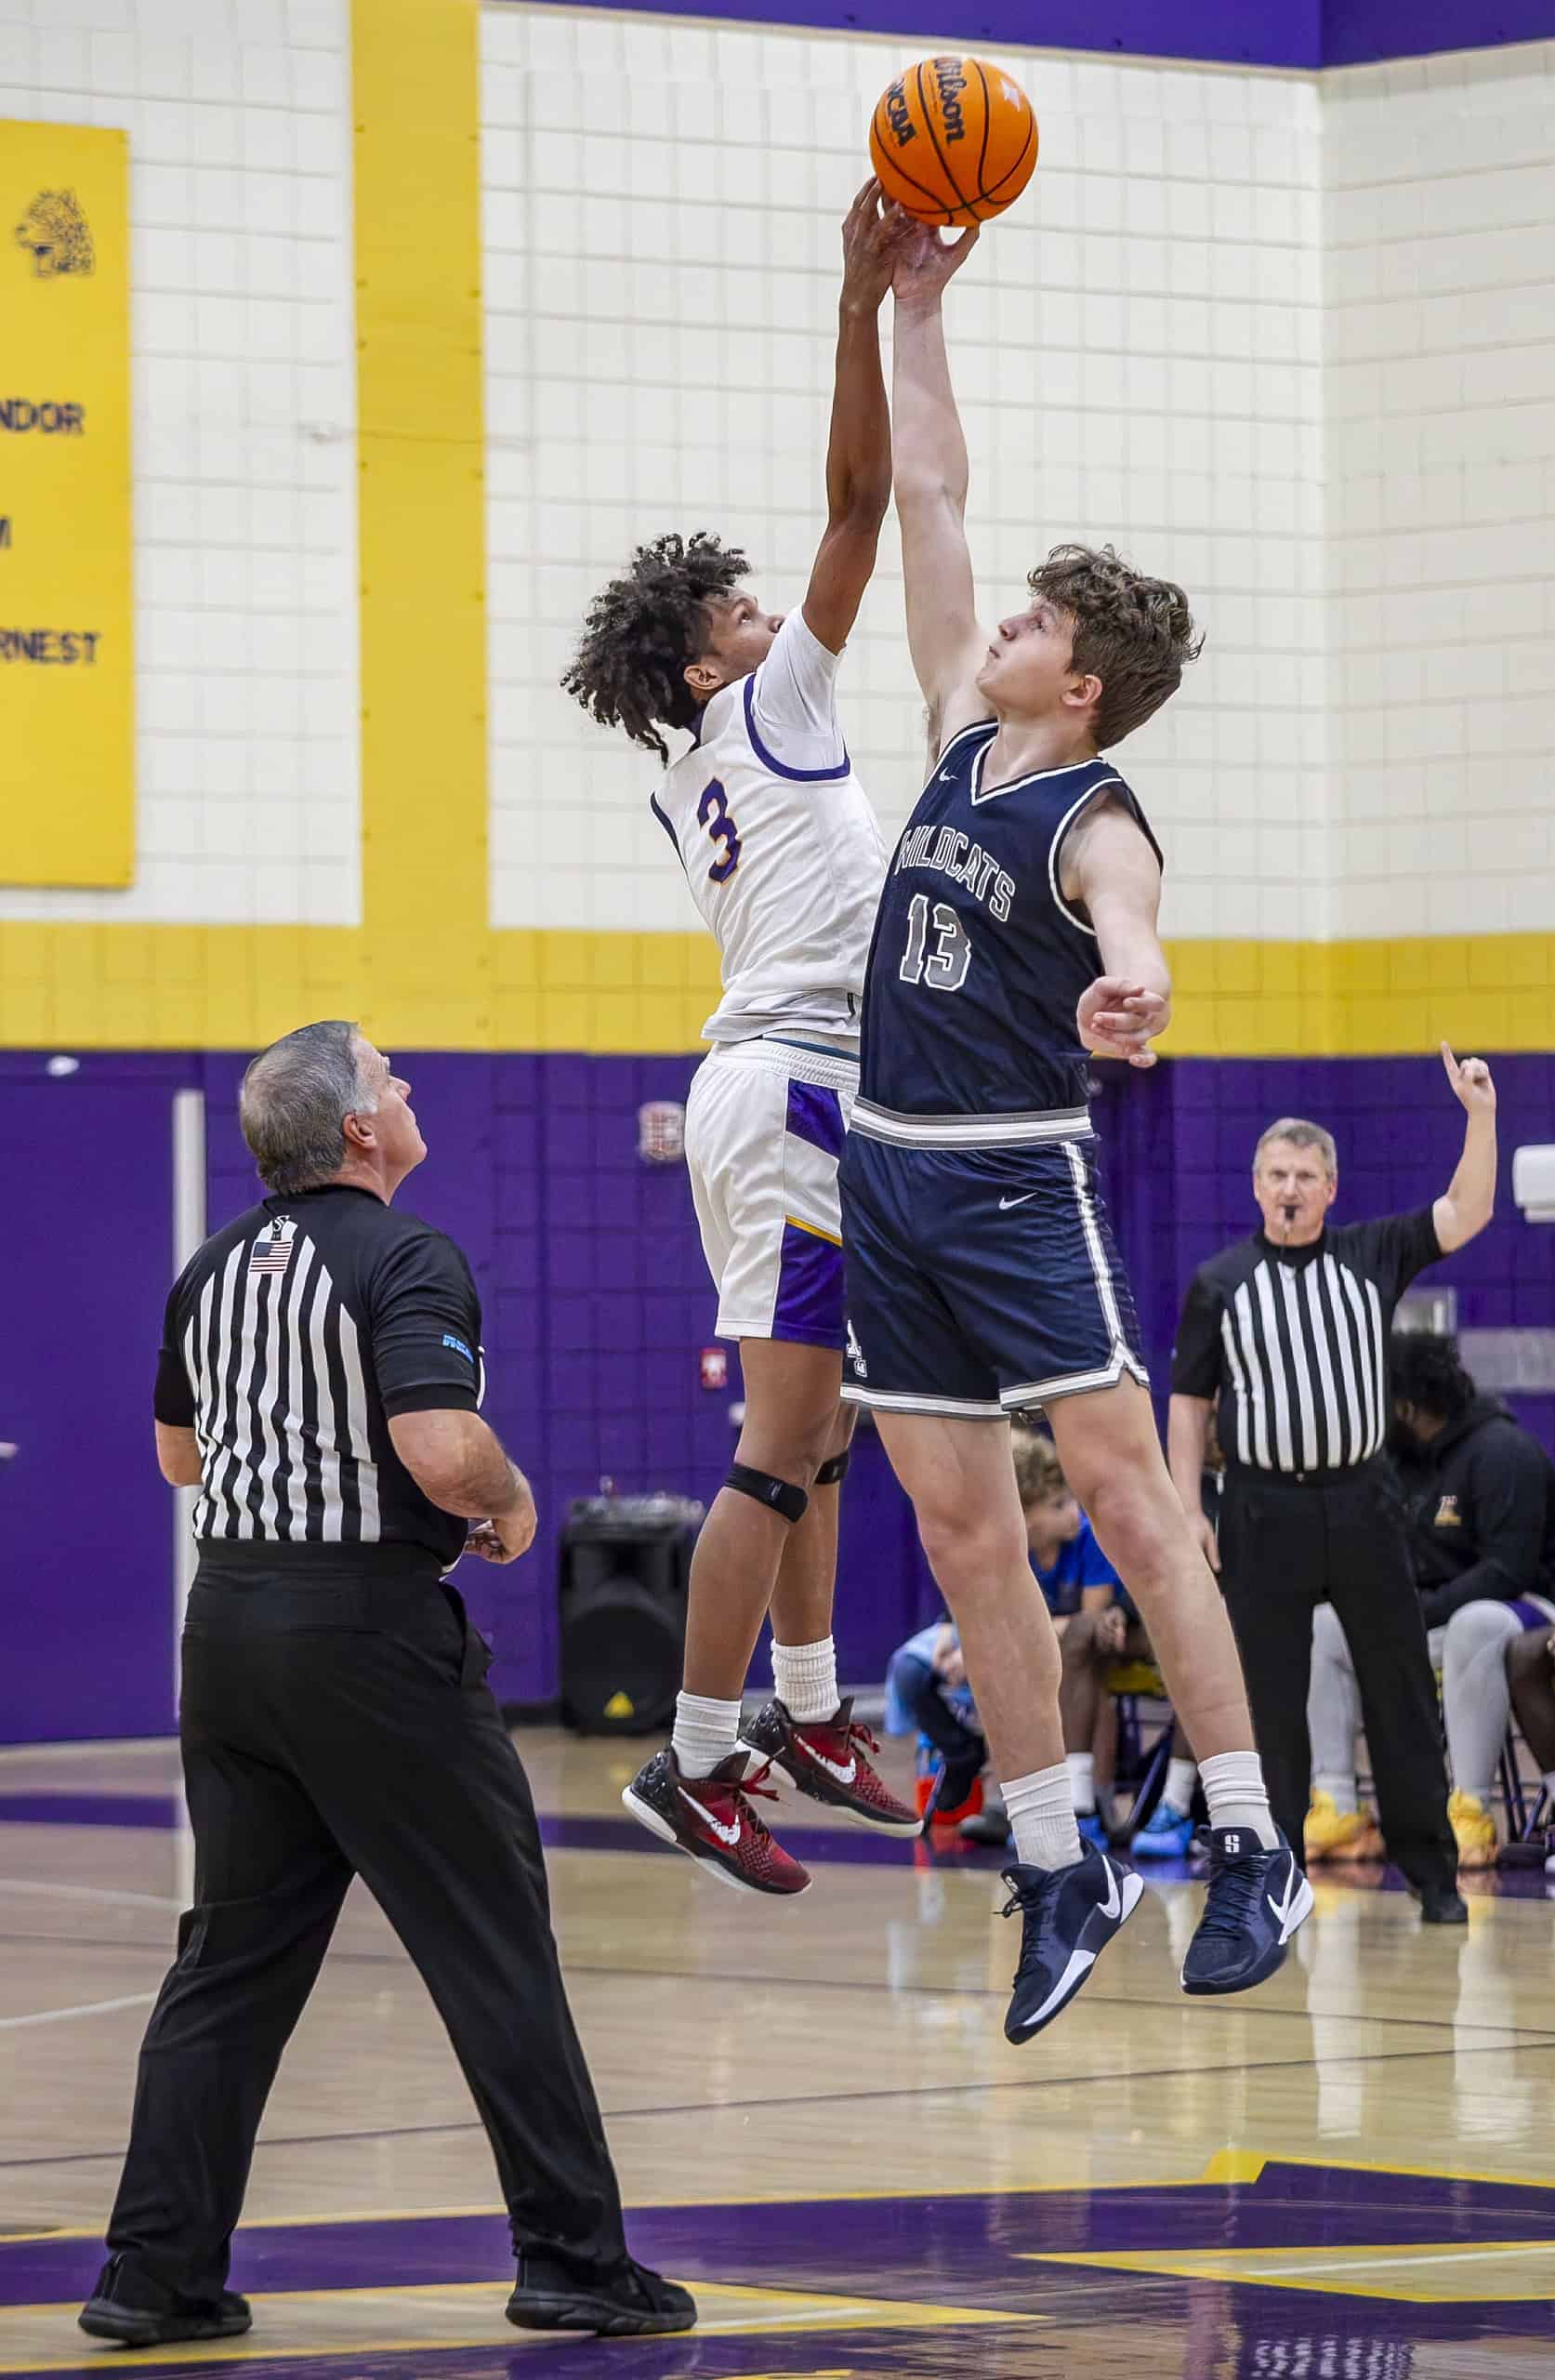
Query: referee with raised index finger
1166,1045,1497,1922
81,1021,694,2349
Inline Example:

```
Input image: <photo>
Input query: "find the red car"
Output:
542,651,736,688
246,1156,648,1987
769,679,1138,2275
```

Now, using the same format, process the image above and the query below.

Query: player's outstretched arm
890,219,989,757
1070,802,1172,1070
800,181,909,658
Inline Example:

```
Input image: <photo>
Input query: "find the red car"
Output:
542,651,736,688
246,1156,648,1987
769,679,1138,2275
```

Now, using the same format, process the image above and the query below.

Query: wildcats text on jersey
893,821,1015,922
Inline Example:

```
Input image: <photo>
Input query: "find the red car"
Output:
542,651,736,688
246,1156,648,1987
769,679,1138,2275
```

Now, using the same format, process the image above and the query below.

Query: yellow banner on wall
0,122,133,886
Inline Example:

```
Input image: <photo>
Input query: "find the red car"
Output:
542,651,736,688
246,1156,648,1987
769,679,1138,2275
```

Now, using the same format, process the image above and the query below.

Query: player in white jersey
562,185,920,1895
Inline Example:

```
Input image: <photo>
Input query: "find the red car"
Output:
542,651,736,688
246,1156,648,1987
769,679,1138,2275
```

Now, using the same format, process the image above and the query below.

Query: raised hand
1441,1041,1496,1116
838,178,916,314
1077,977,1169,1069
890,213,981,314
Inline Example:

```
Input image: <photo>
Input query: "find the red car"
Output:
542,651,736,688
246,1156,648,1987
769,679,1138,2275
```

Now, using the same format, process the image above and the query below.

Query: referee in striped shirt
82,1022,692,2348
1167,1045,1497,1919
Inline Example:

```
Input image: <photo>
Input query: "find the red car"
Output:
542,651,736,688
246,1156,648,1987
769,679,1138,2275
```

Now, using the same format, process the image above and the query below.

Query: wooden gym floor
2,1728,1554,2377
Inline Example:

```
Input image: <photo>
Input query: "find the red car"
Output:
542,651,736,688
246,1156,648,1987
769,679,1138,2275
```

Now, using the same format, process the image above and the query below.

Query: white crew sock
772,1635,838,1725
671,1691,743,1779
1006,1764,1085,1871
1163,1756,1198,1817
1065,1750,1096,1814
1544,1769,1555,1803
1312,1771,1359,1817
1199,1750,1279,1850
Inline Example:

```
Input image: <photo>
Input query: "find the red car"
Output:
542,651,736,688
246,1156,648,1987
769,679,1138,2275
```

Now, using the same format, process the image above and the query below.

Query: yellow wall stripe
0,4,1548,1065
351,0,488,1050
2,925,1552,1056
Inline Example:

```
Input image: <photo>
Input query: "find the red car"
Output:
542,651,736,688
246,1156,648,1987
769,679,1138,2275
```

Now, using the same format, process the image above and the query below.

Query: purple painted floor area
7,1791,1554,1901
7,2164,1555,2371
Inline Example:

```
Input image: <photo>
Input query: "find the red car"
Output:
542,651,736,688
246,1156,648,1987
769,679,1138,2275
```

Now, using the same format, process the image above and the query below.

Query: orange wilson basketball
869,56,1037,227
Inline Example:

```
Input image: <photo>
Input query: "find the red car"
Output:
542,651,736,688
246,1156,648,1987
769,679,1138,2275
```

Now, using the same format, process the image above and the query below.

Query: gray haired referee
81,1022,693,2348
1167,1045,1496,1923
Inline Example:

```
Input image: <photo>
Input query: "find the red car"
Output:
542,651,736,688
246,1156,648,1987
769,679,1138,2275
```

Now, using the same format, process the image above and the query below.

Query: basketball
869,55,1037,226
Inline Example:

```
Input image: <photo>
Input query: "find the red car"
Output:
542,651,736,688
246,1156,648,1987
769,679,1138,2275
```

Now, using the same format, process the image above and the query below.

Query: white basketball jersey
652,612,887,1046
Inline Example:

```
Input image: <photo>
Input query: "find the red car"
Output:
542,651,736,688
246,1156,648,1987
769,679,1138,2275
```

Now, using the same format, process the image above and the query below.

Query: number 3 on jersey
900,892,970,991
697,778,741,883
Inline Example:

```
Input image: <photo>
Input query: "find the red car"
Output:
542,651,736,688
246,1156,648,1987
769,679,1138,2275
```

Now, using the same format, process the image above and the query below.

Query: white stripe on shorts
840,1382,1008,1420
850,1100,1091,1149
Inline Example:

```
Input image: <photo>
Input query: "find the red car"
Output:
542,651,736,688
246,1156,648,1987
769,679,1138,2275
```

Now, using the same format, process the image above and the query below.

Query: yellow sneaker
1304,1791,1386,1862
1448,1790,1498,1871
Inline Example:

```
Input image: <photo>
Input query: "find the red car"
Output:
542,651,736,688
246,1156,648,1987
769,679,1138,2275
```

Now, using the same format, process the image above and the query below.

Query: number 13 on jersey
900,893,970,991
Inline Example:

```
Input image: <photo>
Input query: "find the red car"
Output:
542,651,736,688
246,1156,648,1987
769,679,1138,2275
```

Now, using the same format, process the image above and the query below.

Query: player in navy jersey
838,218,1311,2040
562,186,920,1897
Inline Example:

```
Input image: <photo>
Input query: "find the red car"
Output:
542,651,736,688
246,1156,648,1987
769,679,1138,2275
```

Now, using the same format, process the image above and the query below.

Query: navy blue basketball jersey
856,723,1163,1131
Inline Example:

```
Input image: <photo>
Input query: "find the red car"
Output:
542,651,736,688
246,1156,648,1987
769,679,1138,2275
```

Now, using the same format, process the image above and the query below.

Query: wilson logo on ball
934,58,969,142
868,55,1037,227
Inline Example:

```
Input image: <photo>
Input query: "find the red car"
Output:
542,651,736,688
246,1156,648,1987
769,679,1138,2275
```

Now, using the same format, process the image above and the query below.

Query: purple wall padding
3,1044,1550,1739
547,0,1554,71
1323,0,1555,63
0,1055,193,1743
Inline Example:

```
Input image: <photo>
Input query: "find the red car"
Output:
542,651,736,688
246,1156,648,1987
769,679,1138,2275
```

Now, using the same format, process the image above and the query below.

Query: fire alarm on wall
699,1346,728,1391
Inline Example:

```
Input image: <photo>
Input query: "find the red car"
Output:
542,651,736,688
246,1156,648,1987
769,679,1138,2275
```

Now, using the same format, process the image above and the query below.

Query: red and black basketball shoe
739,1697,921,1836
622,1747,810,1897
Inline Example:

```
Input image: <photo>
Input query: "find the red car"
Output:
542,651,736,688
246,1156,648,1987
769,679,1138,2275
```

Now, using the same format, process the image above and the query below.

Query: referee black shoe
78,2256,252,2347
507,2250,695,2335
1181,1826,1313,1995
1001,1844,1143,2043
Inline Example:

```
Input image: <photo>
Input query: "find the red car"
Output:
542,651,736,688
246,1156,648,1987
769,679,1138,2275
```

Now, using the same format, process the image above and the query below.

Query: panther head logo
14,190,95,279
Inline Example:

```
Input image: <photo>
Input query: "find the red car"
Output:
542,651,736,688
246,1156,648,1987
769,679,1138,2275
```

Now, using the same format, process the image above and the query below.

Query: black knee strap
814,1449,851,1487
726,1463,809,1525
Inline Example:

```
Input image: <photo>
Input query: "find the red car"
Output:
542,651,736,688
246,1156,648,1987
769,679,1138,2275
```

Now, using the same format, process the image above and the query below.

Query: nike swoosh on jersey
998,1192,1037,1210
679,1786,741,1847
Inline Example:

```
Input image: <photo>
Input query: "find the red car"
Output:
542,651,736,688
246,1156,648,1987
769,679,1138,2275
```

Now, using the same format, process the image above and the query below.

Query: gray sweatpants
1309,1595,1555,1805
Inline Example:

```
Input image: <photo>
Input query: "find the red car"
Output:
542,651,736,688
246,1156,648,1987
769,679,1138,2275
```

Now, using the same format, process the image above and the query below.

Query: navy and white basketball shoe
1000,1844,1144,2043
1180,1827,1313,1995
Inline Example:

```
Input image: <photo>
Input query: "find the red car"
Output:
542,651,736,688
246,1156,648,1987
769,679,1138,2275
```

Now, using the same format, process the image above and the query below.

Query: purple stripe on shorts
772,1219,845,1348
785,1078,845,1161
1509,1599,1553,1633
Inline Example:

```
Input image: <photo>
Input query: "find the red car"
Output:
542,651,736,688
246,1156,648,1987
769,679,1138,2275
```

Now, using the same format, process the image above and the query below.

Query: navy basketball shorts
838,1131,1149,1418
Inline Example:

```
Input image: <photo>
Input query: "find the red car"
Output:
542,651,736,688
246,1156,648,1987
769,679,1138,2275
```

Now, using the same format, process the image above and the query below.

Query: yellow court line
1201,2147,1555,2193
5,2169,1226,2247
784,1213,844,1247
0,2280,1039,2373
1018,2241,1555,2306
10,2148,1552,2250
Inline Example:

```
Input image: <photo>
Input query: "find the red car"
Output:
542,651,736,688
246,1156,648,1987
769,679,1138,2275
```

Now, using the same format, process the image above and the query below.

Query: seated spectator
1055,1408,1212,1856
1307,1332,1555,1869
887,1431,1123,1827
1506,1626,1555,1856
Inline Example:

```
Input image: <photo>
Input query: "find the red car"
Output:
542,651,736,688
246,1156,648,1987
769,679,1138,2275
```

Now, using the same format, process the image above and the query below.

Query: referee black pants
105,1566,627,2299
1218,1463,1456,1897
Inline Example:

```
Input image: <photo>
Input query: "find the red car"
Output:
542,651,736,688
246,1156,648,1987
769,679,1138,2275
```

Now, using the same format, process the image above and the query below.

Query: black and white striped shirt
1171,1208,1442,1476
154,1185,483,1566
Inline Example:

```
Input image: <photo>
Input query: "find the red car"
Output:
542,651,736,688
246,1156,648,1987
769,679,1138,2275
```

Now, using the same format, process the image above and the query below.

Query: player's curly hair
1390,1330,1477,1423
1028,543,1204,748
560,532,751,764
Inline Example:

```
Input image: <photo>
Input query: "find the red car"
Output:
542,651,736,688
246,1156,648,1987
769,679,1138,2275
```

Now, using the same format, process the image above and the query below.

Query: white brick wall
0,0,360,927
5,7,1548,951
1325,41,1555,940
484,9,1329,945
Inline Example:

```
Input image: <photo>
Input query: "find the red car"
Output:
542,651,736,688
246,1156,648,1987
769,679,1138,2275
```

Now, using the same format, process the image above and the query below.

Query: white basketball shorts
684,1038,857,1349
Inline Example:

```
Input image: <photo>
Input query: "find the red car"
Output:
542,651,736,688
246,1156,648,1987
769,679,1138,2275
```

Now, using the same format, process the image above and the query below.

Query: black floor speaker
558,1493,701,1736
